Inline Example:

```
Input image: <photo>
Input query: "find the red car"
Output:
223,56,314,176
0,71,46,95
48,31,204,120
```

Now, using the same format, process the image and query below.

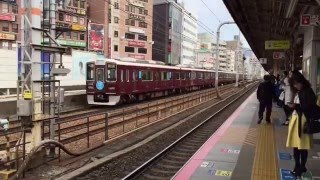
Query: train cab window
96,68,104,81
86,63,95,80
141,71,153,81
106,63,117,81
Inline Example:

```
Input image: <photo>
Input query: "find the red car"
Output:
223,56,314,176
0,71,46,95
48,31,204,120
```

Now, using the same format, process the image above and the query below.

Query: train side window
96,68,104,81
133,71,137,81
121,70,124,82
126,70,130,82
167,72,172,80
106,63,117,81
176,72,180,80
154,72,159,81
181,72,185,80
142,71,153,81
86,63,95,80
191,72,196,80
161,72,168,81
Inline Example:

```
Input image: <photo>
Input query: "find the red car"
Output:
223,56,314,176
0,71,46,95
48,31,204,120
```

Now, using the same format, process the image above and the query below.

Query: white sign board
259,58,267,64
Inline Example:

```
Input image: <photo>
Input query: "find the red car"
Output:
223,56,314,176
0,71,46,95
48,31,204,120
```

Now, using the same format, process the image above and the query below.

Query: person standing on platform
286,70,317,178
282,71,294,126
257,75,275,124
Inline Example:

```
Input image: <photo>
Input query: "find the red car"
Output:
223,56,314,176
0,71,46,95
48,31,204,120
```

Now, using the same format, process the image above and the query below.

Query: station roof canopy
223,0,320,71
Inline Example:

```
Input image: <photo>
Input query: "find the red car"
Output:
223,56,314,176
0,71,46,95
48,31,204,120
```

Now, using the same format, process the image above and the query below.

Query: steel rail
122,82,257,179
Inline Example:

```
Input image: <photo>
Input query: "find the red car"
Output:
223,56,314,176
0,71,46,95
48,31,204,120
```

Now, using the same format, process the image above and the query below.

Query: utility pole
215,21,235,98
18,0,70,155
235,30,240,87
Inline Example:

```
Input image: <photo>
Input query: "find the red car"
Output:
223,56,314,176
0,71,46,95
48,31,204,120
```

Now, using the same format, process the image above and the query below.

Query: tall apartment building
181,4,198,65
104,0,153,60
226,35,244,73
0,0,20,49
153,0,182,65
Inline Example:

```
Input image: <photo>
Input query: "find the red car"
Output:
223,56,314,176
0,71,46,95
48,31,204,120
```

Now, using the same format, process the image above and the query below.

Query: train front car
86,60,121,105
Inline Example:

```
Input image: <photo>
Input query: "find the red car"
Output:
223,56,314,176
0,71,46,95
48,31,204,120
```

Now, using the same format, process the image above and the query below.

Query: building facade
226,35,244,74
0,0,20,50
197,32,228,71
105,0,153,60
181,5,197,65
53,0,88,50
153,0,182,65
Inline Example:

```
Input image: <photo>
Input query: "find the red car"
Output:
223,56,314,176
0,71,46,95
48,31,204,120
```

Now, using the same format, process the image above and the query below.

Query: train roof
92,58,236,74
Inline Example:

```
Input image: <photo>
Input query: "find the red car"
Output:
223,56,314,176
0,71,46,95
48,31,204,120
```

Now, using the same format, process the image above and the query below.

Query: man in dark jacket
257,75,275,124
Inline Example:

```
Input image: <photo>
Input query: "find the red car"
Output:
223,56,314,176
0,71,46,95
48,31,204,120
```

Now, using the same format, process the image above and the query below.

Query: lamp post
215,21,235,99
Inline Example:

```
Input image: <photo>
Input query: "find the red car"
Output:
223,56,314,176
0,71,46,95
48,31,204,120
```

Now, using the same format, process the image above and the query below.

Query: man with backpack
257,75,275,124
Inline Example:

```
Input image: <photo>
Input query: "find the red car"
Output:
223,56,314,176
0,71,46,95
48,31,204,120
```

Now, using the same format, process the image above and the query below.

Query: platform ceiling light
285,0,298,18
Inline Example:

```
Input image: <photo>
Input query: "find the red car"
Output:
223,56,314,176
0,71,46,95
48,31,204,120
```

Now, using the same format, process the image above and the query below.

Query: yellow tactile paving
244,128,257,147
251,123,279,180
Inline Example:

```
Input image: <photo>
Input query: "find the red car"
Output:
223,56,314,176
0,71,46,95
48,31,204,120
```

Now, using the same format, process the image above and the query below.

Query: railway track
122,82,258,180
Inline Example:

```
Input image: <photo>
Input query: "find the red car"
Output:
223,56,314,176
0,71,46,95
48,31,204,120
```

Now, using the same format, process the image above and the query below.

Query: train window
198,72,203,79
86,63,94,80
154,72,159,80
205,73,210,79
133,71,137,81
126,70,130,82
191,72,196,80
106,63,117,81
121,70,124,82
161,72,171,81
141,71,153,81
181,72,185,80
96,68,104,81
167,72,172,80
176,72,180,80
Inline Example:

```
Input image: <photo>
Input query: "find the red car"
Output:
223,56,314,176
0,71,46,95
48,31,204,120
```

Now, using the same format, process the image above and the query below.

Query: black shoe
266,120,271,124
258,117,263,124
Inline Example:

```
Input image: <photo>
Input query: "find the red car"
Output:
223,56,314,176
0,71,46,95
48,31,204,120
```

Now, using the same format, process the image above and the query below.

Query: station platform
173,92,320,180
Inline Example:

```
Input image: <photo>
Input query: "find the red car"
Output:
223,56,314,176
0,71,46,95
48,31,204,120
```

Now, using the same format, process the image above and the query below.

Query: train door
86,62,95,94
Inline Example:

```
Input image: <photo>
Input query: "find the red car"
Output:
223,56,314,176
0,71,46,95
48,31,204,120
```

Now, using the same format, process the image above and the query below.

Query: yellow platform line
251,124,279,180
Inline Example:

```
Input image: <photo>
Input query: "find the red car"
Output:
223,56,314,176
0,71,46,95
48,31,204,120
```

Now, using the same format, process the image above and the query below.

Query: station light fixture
285,0,298,18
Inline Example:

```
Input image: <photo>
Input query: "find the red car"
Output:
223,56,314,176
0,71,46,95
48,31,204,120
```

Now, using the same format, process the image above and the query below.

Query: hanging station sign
265,40,290,50
300,14,320,26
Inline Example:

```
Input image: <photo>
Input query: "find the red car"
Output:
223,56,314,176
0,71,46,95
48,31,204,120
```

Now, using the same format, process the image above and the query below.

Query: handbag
303,118,320,134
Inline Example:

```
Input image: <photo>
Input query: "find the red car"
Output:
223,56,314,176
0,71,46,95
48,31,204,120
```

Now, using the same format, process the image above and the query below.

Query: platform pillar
302,26,320,93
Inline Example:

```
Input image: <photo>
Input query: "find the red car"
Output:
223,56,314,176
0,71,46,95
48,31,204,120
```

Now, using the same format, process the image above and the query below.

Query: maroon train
86,58,244,105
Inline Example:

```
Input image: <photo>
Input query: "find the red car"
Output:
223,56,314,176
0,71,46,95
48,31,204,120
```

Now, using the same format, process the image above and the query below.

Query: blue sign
279,153,292,160
96,81,104,90
207,169,217,176
280,169,295,180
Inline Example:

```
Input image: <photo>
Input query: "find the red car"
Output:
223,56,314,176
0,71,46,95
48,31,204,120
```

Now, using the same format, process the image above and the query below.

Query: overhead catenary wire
199,0,222,23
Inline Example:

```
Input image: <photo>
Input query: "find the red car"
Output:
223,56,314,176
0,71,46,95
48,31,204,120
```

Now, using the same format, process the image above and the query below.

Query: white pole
215,22,235,98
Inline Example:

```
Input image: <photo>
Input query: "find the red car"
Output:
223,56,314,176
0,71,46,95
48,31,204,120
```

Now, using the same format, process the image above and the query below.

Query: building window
138,35,147,41
114,31,118,37
114,17,119,23
1,2,9,13
139,8,143,14
114,2,119,9
12,23,18,33
138,48,147,54
72,32,78,40
125,46,134,53
125,19,135,26
58,13,64,21
73,0,78,7
80,0,85,8
125,5,129,11
65,31,71,39
139,21,147,28
2,22,9,31
65,15,71,22
80,33,85,40
125,33,135,39
12,5,18,14
144,9,148,15
114,45,118,52
72,16,78,23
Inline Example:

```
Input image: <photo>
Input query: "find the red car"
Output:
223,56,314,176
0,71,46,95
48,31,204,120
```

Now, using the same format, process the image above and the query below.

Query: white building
226,49,236,72
180,3,198,65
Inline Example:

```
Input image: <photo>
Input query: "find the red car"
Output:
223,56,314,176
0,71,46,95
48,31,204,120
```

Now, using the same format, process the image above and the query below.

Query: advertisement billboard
88,23,104,51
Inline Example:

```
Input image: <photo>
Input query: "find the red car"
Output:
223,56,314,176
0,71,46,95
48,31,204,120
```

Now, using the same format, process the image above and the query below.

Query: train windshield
96,68,104,81
106,63,116,81
86,63,95,80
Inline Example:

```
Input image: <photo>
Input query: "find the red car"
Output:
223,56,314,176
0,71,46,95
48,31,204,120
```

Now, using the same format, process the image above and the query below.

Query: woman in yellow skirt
286,71,316,178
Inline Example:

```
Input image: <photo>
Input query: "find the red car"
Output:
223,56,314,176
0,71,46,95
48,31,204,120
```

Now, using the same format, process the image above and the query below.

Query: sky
182,0,250,49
